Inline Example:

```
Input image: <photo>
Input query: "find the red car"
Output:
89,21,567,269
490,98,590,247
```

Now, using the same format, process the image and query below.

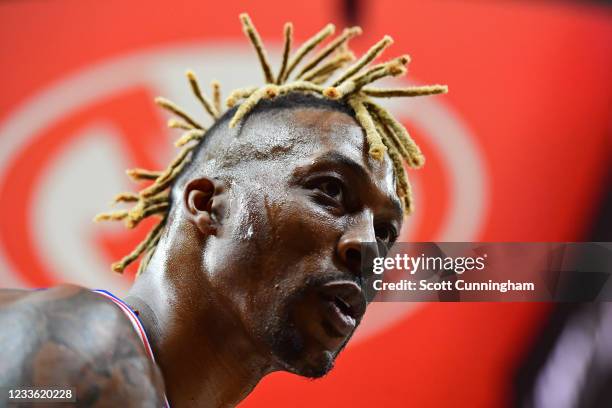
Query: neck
125,239,272,407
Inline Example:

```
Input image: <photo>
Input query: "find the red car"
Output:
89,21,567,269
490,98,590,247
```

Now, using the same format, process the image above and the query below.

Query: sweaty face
201,106,403,378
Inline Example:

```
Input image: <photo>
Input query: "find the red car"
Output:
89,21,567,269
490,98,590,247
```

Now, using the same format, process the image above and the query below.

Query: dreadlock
94,12,448,275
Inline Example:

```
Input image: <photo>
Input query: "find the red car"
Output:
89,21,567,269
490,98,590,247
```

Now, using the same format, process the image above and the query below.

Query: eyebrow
312,151,404,219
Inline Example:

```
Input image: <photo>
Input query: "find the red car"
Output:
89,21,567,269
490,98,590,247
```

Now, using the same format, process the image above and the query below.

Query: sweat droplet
245,225,253,239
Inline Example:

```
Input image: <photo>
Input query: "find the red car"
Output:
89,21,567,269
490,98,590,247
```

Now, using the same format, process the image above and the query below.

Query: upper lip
319,280,367,323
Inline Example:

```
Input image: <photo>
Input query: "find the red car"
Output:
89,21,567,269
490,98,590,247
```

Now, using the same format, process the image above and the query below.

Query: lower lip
322,300,356,337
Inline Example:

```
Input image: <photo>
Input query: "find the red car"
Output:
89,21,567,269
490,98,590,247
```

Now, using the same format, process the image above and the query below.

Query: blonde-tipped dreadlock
95,12,447,275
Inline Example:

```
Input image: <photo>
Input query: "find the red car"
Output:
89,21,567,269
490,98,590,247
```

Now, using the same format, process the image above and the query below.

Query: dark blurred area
516,303,612,408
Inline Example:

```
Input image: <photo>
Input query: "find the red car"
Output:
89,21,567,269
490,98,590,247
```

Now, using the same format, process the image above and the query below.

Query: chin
266,318,340,379
287,349,336,379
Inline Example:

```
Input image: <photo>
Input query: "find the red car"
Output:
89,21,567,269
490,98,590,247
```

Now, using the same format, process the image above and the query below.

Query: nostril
346,247,361,263
344,247,362,274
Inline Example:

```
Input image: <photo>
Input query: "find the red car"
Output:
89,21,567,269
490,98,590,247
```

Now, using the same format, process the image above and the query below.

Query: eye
375,224,398,246
318,179,343,201
305,176,346,211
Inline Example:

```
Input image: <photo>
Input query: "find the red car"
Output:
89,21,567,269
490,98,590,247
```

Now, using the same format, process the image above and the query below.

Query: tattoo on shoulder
0,285,165,406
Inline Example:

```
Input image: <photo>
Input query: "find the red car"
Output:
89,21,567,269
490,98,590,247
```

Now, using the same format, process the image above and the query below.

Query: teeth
334,296,353,318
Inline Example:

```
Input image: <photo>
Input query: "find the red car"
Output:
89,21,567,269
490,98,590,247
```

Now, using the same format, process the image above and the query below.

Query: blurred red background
0,1,610,407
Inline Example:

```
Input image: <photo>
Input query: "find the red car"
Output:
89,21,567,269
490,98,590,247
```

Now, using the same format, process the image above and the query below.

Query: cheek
263,192,341,273
203,188,342,321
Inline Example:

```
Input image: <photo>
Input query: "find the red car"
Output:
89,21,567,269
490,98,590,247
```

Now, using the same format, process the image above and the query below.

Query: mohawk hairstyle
95,13,448,275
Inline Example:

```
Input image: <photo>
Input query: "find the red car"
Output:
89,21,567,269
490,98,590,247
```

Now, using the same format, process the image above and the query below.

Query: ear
183,177,223,236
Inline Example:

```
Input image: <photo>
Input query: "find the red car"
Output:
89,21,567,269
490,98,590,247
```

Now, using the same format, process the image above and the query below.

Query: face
189,106,403,378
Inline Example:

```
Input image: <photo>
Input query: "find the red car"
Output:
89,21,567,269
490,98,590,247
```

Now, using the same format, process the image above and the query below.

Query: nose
337,215,377,278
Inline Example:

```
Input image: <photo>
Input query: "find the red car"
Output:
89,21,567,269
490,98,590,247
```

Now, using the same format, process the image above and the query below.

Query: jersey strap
92,289,170,407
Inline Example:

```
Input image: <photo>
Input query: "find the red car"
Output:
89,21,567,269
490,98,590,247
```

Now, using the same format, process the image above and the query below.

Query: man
0,14,446,407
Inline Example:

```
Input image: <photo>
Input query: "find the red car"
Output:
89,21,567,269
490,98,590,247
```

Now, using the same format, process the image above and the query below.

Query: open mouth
318,281,366,339
333,295,355,320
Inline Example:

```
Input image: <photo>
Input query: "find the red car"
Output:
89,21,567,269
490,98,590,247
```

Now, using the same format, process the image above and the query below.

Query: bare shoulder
0,284,166,406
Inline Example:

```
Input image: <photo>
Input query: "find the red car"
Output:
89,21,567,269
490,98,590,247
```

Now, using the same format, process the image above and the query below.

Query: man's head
95,13,446,379
164,94,402,377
